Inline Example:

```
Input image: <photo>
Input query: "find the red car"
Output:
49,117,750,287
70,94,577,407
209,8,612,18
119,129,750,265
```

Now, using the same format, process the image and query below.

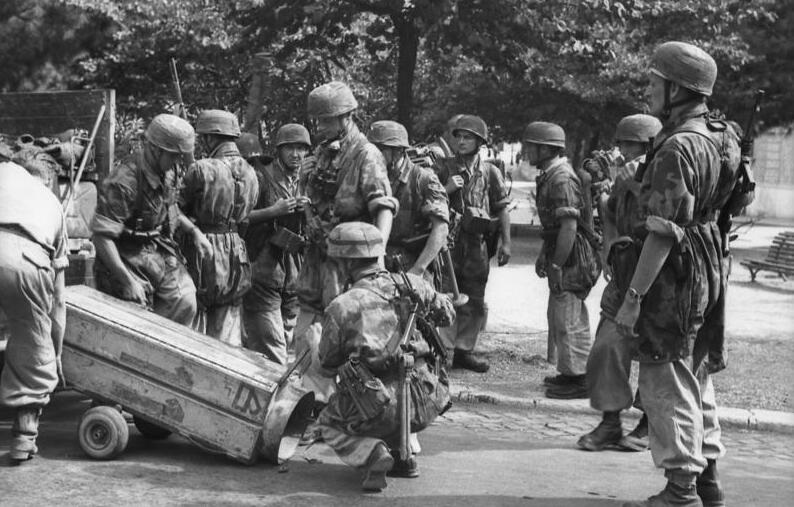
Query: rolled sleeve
359,145,399,216
550,179,582,222
92,178,135,238
640,145,695,241
554,206,581,220
419,170,450,223
646,215,685,242
486,164,511,213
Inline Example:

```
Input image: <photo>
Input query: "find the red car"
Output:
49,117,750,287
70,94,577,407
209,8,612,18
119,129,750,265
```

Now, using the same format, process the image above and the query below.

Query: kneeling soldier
316,222,454,491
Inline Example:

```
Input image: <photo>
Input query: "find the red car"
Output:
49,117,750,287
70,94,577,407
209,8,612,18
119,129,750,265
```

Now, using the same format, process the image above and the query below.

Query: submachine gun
717,90,763,256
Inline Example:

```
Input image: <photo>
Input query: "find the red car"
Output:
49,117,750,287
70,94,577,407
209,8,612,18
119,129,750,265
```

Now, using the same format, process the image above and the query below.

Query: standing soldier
92,114,207,327
0,156,68,463
180,110,259,345
295,81,398,405
618,42,740,507
578,114,661,452
242,124,311,364
526,121,601,399
367,120,450,282
435,114,512,373
315,222,454,491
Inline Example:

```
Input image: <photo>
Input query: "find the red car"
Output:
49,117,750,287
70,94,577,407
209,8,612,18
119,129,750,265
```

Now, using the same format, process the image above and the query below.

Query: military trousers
195,304,242,347
294,307,336,404
0,232,59,408
242,285,298,365
547,291,592,376
638,358,724,476
586,316,635,412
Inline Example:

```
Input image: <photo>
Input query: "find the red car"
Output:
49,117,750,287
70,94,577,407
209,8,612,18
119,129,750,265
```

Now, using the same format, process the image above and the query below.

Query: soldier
316,222,454,491
367,120,450,282
426,114,463,161
242,124,311,364
434,114,512,373
180,110,259,345
295,81,398,405
618,42,740,507
526,121,601,399
577,114,662,452
93,114,208,327
0,156,68,463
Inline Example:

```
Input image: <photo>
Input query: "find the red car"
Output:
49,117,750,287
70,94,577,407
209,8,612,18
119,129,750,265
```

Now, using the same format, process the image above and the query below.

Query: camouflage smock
632,102,740,367
535,157,601,296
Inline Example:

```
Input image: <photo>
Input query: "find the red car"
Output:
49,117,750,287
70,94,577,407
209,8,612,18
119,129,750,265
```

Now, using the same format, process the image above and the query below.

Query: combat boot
618,413,650,451
388,452,419,478
545,375,587,399
543,374,573,386
697,459,725,507
577,411,623,451
623,473,702,507
452,349,490,373
361,443,394,492
10,406,42,463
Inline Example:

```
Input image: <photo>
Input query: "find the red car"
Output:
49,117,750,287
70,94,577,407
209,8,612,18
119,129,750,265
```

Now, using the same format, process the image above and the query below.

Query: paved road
1,392,792,506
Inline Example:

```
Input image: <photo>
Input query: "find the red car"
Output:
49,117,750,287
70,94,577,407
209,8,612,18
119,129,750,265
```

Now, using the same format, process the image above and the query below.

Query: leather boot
543,374,574,386
452,349,490,373
361,443,394,492
545,375,588,399
618,413,650,452
623,473,703,507
10,406,41,462
697,459,725,507
577,411,623,451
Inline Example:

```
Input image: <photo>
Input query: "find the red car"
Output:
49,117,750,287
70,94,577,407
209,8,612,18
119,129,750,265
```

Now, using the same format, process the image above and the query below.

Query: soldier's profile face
315,116,343,142
455,131,479,155
646,74,666,117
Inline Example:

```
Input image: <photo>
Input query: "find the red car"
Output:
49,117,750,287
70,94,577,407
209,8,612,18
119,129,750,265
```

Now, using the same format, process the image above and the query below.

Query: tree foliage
0,0,789,156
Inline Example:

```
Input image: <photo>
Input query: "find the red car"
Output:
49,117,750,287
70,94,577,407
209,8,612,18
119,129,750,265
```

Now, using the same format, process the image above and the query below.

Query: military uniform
535,157,599,377
434,155,510,352
632,101,739,477
317,267,454,481
92,151,197,326
294,123,398,402
243,158,303,364
386,156,449,281
180,141,258,345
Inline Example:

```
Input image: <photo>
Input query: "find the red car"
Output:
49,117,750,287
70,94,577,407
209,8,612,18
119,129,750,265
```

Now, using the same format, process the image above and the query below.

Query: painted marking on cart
232,383,263,418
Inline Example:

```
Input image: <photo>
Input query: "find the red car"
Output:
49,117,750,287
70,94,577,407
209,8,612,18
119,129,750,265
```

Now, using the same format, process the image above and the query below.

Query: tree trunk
394,14,419,137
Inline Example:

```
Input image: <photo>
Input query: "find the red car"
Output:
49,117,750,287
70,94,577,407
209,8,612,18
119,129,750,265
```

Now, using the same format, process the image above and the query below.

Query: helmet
650,41,717,97
276,123,311,148
235,132,263,159
326,222,385,258
145,114,195,154
452,115,488,143
307,81,358,118
195,109,241,138
523,121,566,148
615,114,663,143
368,120,409,148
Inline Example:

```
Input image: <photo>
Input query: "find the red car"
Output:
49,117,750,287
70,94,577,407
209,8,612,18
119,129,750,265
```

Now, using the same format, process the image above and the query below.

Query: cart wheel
133,415,172,440
78,405,129,460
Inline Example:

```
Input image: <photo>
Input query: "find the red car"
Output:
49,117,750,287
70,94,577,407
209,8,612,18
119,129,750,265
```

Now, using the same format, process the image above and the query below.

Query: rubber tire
78,405,129,460
132,415,172,440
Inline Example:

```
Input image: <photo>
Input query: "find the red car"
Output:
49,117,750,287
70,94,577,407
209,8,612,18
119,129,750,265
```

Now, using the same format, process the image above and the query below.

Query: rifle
170,58,187,120
717,90,763,256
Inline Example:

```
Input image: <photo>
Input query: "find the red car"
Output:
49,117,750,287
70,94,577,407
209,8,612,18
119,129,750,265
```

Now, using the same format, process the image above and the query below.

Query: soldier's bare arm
411,217,448,275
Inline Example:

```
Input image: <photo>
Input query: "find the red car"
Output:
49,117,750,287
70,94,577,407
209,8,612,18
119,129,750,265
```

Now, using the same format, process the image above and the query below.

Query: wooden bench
740,231,794,281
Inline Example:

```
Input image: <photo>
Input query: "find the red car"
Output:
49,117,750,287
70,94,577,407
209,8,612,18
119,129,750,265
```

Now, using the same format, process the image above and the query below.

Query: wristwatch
626,287,644,304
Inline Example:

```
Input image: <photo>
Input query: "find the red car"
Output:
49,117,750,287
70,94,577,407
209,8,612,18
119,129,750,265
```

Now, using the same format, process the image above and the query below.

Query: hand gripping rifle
718,90,763,256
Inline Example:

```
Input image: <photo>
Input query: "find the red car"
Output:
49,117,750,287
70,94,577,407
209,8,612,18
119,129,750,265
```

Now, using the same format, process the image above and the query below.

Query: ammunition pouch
337,358,391,420
461,206,492,235
409,364,451,432
269,226,305,254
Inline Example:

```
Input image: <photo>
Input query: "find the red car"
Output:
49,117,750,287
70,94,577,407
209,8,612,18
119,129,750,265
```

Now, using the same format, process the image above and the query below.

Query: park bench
740,231,794,281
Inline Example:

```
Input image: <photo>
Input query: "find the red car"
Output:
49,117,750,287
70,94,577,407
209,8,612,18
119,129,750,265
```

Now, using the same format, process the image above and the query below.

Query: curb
449,386,794,435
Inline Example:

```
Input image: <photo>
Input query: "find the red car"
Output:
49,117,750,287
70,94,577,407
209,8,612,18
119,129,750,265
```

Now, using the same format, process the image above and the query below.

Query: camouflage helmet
235,132,263,159
650,41,717,97
326,221,385,258
523,121,566,148
368,120,410,149
452,115,488,143
145,114,195,154
615,114,663,143
276,123,311,148
196,109,241,138
307,81,359,118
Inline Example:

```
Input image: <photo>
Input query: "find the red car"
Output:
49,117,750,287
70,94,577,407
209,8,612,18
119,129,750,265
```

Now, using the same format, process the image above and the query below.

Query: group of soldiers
1,39,747,506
